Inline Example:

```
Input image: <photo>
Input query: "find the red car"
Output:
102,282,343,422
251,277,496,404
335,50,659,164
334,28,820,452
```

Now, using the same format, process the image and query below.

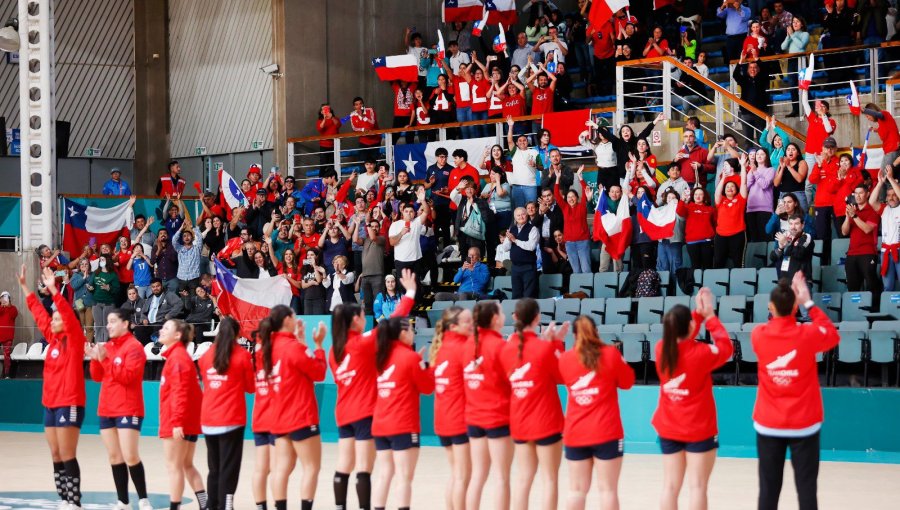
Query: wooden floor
0,432,898,509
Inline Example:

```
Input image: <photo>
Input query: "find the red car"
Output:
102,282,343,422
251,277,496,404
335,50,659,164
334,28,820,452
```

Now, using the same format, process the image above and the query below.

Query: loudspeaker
56,121,70,158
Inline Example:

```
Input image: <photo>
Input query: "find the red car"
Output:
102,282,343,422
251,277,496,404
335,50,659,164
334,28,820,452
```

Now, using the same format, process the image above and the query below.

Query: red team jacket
90,333,146,417
27,293,86,408
328,294,414,427
751,305,839,431
372,342,435,437
559,345,635,447
159,342,203,438
266,332,327,435
252,343,274,434
199,343,255,428
433,330,468,437
651,316,733,443
499,331,565,442
461,328,511,429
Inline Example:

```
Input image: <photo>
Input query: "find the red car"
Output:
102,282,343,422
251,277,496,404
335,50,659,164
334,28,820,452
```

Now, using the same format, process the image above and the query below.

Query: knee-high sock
63,458,82,506
53,462,67,502
356,472,372,510
194,491,208,510
111,463,130,504
128,462,148,499
333,472,350,510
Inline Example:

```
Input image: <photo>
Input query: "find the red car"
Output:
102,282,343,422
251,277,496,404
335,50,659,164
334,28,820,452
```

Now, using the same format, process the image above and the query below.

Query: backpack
634,269,662,298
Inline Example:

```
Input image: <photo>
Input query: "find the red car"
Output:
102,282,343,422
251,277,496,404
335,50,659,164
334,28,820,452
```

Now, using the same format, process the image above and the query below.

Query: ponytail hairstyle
431,306,464,365
659,304,691,377
167,319,194,347
375,317,409,372
256,305,294,377
514,298,540,360
472,300,500,361
212,316,241,374
332,303,363,364
574,315,604,371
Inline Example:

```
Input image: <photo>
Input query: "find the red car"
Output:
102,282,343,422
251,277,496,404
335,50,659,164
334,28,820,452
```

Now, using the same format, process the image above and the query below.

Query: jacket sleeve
168,357,192,427
299,347,328,382
373,293,385,320
413,355,436,395
614,348,636,389
89,359,105,382
25,293,53,341
389,292,415,319
164,293,185,320
54,293,86,347
472,264,490,293
100,341,146,385
241,351,256,393
804,305,840,353
696,317,735,371
765,213,780,236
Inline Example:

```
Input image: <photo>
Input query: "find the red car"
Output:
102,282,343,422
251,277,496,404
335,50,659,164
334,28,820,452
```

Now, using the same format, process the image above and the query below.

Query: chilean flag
589,0,630,29
443,0,484,22
213,259,293,337
436,30,447,71
219,169,246,220
492,25,507,54
799,54,815,91
485,0,517,28
472,9,490,37
592,189,632,261
847,80,861,116
62,199,133,256
635,194,678,241
371,54,418,83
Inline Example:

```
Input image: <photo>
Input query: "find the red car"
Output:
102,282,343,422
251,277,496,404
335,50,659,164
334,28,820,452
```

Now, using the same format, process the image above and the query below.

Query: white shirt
511,44,534,70
389,217,425,262
881,204,900,245
356,172,379,192
449,51,470,75
538,40,568,63
591,141,617,168
325,271,356,311
509,147,539,186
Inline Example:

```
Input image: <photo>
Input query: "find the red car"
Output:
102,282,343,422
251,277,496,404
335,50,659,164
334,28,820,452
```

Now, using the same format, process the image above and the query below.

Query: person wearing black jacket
230,242,260,279
184,285,216,338
540,149,577,198
614,113,665,180
770,214,814,283
244,189,275,240
451,177,493,258
732,55,772,142
534,187,565,247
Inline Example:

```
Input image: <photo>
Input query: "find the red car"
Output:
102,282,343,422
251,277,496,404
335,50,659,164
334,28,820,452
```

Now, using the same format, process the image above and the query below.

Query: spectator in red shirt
317,104,342,168
0,290,17,378
589,17,616,97
527,63,557,122
809,137,840,243
448,150,481,211
350,96,381,151
156,160,186,197
863,103,900,169
713,155,749,269
682,187,717,271
831,152,867,238
672,130,714,187
390,81,417,145
642,26,673,58
841,184,882,292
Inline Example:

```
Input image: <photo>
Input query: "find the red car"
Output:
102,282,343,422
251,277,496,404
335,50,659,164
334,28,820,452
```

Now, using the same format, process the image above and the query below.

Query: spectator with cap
0,290,17,378
246,164,264,196
102,167,132,196
156,160,186,197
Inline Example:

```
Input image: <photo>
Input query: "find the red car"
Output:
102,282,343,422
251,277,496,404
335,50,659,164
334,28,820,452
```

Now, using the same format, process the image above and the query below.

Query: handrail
727,40,900,66
287,107,617,144
886,72,900,87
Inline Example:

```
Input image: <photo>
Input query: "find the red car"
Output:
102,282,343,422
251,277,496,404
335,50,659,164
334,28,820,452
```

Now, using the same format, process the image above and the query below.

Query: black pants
746,211,771,243
593,56,615,97
740,112,767,145
303,299,327,315
433,203,453,248
205,427,245,510
725,34,745,65
511,263,537,299
391,116,414,145
631,242,658,271
757,431,820,510
687,241,714,271
845,254,881,293
714,232,746,269
395,259,423,301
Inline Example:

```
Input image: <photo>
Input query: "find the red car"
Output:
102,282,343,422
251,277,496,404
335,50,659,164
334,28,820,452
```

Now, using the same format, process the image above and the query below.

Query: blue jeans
511,185,538,210
136,286,151,299
162,278,179,294
456,107,474,139
566,240,592,273
883,252,900,291
657,240,683,274
470,110,488,138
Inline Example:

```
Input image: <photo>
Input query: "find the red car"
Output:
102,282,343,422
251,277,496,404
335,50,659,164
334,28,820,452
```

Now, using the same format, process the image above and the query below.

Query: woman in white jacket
580,119,621,191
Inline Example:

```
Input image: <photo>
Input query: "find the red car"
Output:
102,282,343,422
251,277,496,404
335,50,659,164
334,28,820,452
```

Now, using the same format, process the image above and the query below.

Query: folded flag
212,258,293,337
589,0,630,29
62,198,134,257
799,54,815,91
436,30,447,71
635,194,678,241
492,25,507,54
485,0,518,28
592,189,632,260
542,108,593,148
372,54,418,83
443,0,484,22
847,80,860,116
472,9,490,36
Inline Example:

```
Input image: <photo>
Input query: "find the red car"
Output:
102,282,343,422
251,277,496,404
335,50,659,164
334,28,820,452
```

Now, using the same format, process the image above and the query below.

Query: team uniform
372,342,434,451
559,346,635,460
90,332,146,430
159,342,202,441
651,315,733,453
461,328,511,438
433,330,468,446
751,303,839,509
499,331,565,444
252,343,276,447
267,332,327,440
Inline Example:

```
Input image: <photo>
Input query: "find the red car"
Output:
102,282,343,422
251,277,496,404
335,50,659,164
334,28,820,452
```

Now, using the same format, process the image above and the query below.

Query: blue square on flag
63,200,89,230
392,142,428,180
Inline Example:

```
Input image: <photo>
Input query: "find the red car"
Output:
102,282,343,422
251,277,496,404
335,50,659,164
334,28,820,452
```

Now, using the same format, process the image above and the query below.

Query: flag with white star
62,198,134,257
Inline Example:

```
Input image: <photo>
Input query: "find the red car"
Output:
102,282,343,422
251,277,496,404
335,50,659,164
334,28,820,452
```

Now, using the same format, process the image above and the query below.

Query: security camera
260,63,280,75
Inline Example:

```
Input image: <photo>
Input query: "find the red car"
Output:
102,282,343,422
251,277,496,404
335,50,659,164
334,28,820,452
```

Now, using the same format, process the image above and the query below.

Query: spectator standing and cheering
316,104,342,169
870,167,900,291
388,188,430,285
350,97,381,152
503,207,540,298
718,0,752,64
842,184,882,292
102,168,132,196
671,130,713,188
0,291,17,378
156,160,186,197
770,214,814,282
732,54,772,142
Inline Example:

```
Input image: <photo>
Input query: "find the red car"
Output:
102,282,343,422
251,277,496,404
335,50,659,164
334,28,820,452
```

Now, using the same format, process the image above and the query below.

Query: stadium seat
878,292,900,320
25,343,44,360
185,342,196,359
616,332,646,364
834,330,867,386
650,323,664,335
744,241,771,268
838,321,868,331
752,294,771,323
568,273,594,296
580,298,606,321
596,324,623,335
554,298,581,322
831,238,851,265
636,296,665,324
414,333,432,350
501,326,515,337
813,292,842,322
501,300,518,326
657,270,671,295
536,298,556,325
756,268,779,295
9,342,27,360
663,295,691,314
702,269,731,297
871,320,900,332
718,295,748,323
742,322,762,331
811,239,825,270
866,330,899,386
730,268,758,297
604,298,632,325
539,274,565,299
144,342,161,362
623,324,650,333
593,272,619,299
455,300,478,313
721,322,743,333
841,292,873,322
617,271,630,295
416,327,435,337
492,276,513,296
821,266,848,293
427,301,455,327
733,331,756,382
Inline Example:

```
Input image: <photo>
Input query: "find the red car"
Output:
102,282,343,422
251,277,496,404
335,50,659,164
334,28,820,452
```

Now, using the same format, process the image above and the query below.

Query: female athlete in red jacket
328,268,416,510
499,298,568,510
463,301,513,510
652,287,732,510
158,319,206,510
559,315,635,510
430,306,473,510
19,266,88,508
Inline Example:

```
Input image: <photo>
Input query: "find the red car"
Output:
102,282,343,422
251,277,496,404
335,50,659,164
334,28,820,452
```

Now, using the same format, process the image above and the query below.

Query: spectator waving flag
443,0,484,22
799,54,815,90
635,193,678,240
492,25,508,55
546,51,558,74
62,198,134,257
219,169,247,220
472,9,490,37
485,0,517,28
589,0,630,29
847,81,861,116
436,30,447,71
541,108,593,147
592,189,632,260
372,54,419,83
212,259,293,337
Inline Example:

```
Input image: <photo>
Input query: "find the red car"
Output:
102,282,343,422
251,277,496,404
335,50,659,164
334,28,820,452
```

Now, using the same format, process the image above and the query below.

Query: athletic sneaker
112,501,131,510
138,499,153,510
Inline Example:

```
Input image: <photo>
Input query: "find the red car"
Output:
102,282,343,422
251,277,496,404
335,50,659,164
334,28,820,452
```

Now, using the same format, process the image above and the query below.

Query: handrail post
438,127,447,142
887,83,895,117
870,47,879,98
662,60,672,120
384,135,393,170
729,62,738,127
615,65,624,128
495,121,504,143
332,138,341,175
714,90,724,136
286,141,295,178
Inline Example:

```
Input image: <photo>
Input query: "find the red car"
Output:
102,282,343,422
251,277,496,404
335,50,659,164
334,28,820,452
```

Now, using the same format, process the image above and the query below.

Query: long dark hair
472,300,500,361
212,317,240,374
659,304,691,377
256,305,294,377
431,306,464,365
514,298,540,360
574,315,604,371
375,317,409,372
332,303,363,364
167,319,194,346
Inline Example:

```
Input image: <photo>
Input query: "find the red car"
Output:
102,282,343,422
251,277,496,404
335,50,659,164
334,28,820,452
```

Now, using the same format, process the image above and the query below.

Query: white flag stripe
384,54,418,68
84,201,134,232
231,275,293,309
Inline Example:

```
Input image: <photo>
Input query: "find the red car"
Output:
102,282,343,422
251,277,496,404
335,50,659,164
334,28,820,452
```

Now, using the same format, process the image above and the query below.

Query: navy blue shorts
565,439,625,461
659,435,718,454
514,433,562,446
253,432,275,447
277,425,320,442
438,433,470,447
375,433,420,451
99,415,143,430
184,435,198,443
467,424,511,439
43,406,85,429
338,417,374,441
